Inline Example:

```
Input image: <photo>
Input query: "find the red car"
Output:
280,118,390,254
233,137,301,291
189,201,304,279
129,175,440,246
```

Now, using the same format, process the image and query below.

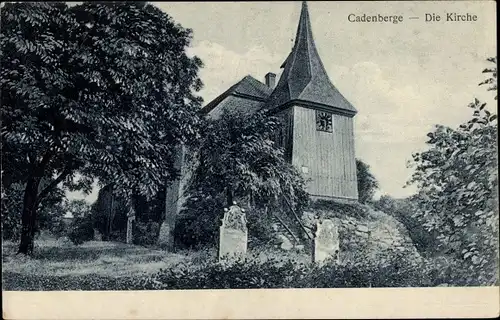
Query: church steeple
265,1,357,116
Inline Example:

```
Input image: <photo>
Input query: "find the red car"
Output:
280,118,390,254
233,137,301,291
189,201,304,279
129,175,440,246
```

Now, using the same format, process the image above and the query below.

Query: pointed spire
280,1,311,69
293,1,313,50
266,1,357,116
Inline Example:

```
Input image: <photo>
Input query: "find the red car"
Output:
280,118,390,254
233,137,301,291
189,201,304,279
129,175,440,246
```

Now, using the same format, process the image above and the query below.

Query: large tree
1,2,204,254
407,57,498,284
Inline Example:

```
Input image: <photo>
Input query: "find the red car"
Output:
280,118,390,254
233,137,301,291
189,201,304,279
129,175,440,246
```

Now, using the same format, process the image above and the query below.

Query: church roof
264,1,357,116
203,2,356,118
202,75,272,115
235,75,273,99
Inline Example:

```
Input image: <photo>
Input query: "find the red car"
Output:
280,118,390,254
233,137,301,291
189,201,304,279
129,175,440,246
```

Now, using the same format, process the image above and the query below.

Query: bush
309,200,368,219
246,209,275,247
137,250,497,290
133,220,160,246
4,248,496,291
1,205,22,241
356,159,379,204
175,191,225,249
139,258,307,290
173,214,218,250
67,216,94,245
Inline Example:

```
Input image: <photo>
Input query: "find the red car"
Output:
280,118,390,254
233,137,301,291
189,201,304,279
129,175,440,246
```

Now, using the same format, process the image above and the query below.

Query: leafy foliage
195,110,308,208
64,199,94,245
65,199,91,218
67,216,94,245
246,208,276,247
65,2,204,198
133,220,161,246
356,159,379,204
407,57,498,283
1,2,204,253
2,182,66,240
89,184,128,241
479,57,497,100
36,189,67,237
174,211,220,249
179,110,309,247
1,1,204,198
89,184,165,244
2,183,25,241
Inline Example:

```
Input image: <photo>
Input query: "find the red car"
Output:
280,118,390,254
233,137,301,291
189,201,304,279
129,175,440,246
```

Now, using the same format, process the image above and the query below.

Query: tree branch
39,148,55,169
27,153,36,165
35,168,71,206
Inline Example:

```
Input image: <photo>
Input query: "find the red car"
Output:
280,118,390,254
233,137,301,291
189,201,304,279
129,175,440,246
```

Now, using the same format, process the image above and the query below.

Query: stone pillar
158,170,182,250
158,216,175,251
126,215,135,244
158,145,194,251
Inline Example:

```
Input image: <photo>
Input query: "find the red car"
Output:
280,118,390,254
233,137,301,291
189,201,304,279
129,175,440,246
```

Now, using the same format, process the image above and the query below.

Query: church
160,1,359,248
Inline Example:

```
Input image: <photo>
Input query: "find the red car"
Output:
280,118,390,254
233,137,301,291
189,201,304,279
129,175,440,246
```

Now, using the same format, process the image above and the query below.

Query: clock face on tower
316,111,333,133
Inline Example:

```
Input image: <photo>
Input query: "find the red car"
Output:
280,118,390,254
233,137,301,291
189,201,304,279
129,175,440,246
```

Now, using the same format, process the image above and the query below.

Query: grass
2,238,209,290
2,237,310,290
3,239,192,277
3,237,494,290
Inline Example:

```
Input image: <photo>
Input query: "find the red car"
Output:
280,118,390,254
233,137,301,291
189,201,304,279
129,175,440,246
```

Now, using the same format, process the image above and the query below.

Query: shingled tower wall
265,2,359,202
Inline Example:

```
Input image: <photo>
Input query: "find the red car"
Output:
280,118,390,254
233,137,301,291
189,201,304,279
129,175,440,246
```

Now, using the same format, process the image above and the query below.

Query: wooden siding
291,106,358,200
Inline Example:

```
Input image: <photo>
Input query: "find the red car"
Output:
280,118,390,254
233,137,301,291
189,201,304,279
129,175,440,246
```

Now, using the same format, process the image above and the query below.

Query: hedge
4,251,497,291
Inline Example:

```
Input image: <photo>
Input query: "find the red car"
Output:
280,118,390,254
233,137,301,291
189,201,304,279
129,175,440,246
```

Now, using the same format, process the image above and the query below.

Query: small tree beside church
179,110,309,247
356,159,379,204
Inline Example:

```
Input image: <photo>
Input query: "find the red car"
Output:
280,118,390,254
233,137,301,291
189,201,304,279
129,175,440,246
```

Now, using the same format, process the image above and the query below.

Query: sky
68,1,497,203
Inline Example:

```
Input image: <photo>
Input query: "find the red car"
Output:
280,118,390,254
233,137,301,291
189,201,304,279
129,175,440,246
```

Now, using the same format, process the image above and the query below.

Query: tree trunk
226,187,233,207
18,176,42,255
106,192,115,241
